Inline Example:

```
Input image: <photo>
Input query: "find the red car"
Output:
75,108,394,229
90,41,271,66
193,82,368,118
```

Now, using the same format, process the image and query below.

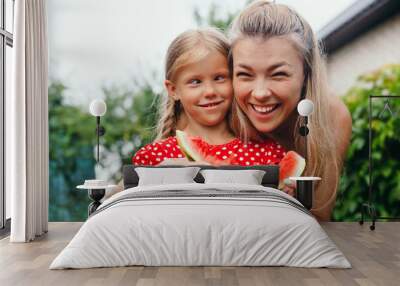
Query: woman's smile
249,103,281,120
250,103,281,114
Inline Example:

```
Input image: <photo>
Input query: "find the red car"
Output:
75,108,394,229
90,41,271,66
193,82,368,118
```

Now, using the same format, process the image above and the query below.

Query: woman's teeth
251,104,279,114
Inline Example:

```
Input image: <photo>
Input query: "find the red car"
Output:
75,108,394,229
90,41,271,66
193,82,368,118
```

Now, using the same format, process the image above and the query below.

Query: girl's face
166,50,232,127
232,36,305,133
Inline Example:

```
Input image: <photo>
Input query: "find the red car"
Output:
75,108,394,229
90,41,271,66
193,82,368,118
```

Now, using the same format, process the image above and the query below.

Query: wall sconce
297,99,314,162
89,99,107,163
292,99,320,210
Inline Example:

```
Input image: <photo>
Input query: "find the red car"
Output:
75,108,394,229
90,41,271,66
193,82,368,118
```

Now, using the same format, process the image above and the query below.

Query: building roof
318,0,400,54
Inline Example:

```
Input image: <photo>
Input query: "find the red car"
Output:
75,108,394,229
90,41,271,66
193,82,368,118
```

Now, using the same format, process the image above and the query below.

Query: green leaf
334,64,400,221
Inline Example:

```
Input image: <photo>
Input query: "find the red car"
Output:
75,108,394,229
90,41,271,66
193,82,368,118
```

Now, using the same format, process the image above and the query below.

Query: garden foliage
333,64,400,221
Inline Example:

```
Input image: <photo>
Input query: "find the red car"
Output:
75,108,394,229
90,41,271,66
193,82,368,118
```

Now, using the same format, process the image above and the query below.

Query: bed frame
123,164,280,189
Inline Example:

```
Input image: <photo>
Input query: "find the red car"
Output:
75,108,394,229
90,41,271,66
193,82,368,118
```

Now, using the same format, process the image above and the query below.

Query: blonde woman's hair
156,28,230,140
228,0,339,219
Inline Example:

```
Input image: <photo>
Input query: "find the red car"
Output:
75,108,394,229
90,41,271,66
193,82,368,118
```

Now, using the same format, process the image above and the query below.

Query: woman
228,1,352,220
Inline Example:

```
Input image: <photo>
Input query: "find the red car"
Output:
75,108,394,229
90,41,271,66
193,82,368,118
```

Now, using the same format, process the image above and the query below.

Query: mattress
50,183,351,269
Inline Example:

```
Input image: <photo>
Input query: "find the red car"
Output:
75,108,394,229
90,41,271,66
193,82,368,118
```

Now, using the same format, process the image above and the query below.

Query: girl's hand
281,178,296,197
159,158,191,165
159,158,211,166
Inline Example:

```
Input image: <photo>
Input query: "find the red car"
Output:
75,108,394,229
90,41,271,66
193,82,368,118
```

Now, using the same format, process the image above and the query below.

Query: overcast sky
48,0,357,106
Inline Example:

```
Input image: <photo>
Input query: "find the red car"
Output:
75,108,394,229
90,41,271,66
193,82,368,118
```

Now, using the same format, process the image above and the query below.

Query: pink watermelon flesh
176,130,207,161
176,130,234,165
278,151,306,189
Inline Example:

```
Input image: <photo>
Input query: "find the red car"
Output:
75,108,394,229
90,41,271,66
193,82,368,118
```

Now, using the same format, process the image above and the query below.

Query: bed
49,165,351,269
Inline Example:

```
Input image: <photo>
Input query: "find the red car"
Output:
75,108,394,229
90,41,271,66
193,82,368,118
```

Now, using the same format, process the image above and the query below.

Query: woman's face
232,36,305,133
166,50,232,127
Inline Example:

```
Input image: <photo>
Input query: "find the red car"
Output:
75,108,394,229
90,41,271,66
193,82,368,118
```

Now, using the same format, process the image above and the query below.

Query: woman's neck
182,120,235,145
269,111,298,151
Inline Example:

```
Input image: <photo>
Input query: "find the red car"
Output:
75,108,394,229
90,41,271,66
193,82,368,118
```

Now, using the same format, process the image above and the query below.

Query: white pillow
200,169,265,185
135,167,200,186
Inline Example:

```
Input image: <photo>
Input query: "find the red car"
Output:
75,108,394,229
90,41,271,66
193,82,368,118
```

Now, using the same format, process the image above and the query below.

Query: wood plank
0,222,399,286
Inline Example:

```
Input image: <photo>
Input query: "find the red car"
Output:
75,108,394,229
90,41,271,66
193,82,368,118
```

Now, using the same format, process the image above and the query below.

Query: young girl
132,28,286,167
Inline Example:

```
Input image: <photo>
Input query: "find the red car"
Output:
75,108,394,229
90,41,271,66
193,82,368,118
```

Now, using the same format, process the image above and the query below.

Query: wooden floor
0,222,399,286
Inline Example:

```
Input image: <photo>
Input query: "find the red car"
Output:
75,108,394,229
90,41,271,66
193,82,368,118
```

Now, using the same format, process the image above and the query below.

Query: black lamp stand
299,116,309,161
95,116,106,163
88,117,106,216
88,189,105,216
296,116,313,210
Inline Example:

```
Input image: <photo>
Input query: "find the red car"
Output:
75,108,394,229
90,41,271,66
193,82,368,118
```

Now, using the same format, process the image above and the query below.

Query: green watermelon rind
176,130,234,165
176,130,204,162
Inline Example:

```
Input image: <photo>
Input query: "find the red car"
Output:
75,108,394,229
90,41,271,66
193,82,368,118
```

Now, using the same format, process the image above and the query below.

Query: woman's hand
281,178,296,197
101,180,124,202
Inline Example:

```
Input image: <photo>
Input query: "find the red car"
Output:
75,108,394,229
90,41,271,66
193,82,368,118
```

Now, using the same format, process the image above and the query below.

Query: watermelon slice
176,130,206,161
176,130,234,165
278,151,306,189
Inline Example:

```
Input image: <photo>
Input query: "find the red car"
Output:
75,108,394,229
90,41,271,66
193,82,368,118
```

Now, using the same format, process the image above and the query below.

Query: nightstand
289,176,321,210
77,180,117,216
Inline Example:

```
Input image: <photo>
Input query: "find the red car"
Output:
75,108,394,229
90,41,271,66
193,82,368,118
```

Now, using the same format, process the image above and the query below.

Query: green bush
49,81,95,221
333,64,400,221
49,81,160,221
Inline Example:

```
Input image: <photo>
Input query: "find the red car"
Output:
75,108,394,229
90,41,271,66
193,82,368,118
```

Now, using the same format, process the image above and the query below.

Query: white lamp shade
89,99,107,117
297,99,314,116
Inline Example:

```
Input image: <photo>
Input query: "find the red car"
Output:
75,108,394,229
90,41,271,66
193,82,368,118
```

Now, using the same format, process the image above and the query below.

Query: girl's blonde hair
228,0,339,218
156,28,230,140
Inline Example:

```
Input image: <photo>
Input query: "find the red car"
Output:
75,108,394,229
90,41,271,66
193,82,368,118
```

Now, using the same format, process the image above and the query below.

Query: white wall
326,13,400,96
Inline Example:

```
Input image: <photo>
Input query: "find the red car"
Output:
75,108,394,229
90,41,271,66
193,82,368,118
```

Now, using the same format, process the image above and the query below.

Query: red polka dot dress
132,136,286,166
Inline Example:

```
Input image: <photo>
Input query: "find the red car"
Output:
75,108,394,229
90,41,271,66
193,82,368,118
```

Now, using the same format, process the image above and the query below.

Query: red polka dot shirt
132,136,286,166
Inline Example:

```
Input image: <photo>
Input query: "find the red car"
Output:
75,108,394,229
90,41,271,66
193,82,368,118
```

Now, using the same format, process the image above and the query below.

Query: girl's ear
164,80,179,101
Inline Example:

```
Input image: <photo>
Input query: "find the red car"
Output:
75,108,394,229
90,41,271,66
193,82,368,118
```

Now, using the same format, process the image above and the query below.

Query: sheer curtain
8,0,49,242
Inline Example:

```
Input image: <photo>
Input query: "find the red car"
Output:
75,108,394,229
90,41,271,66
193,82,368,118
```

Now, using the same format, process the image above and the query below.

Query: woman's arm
101,179,124,202
312,96,352,221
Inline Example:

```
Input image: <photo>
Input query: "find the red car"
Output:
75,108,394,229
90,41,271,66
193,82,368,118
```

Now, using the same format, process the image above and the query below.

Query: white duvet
50,183,351,269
